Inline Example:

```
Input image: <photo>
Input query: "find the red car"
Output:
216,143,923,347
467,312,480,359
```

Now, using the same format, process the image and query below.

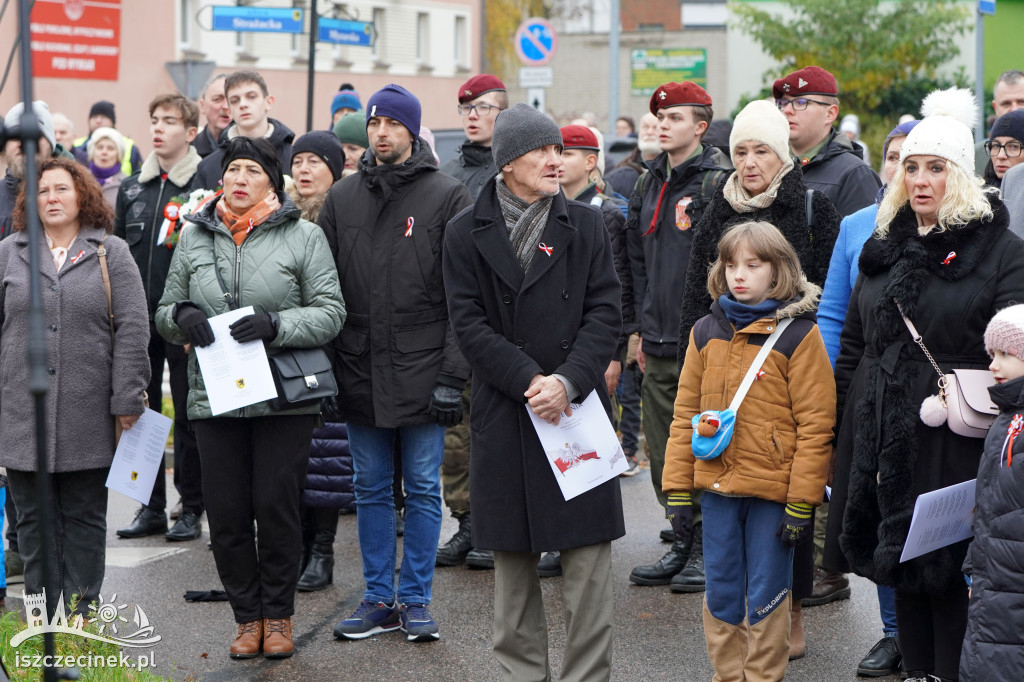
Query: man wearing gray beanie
443,101,624,680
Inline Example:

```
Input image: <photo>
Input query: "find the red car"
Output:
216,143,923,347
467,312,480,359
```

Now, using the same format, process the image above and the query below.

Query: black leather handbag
268,348,338,410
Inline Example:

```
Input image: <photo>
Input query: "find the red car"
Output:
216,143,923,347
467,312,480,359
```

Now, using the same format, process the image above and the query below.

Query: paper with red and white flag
527,390,627,500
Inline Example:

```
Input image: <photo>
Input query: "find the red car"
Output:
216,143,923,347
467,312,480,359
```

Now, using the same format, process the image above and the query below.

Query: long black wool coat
443,178,625,552
828,196,1024,595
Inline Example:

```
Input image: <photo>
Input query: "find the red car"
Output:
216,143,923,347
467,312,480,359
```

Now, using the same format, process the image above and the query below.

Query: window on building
371,8,385,61
417,13,430,64
454,15,467,67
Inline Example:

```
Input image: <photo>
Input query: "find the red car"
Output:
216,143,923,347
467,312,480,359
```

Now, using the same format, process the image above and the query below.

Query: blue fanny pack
689,318,793,460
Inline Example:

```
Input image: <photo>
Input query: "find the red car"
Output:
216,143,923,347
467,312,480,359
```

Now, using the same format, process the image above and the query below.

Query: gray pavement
6,467,901,681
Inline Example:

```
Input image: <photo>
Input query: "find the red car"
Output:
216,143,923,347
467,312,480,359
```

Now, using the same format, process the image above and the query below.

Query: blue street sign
318,18,373,47
979,0,995,15
515,18,557,66
211,6,304,34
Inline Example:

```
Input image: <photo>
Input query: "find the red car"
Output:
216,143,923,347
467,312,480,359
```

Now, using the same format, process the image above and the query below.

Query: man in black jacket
626,82,731,592
113,93,205,543
193,70,295,190
435,74,507,571
773,65,880,218
193,74,230,159
322,85,472,644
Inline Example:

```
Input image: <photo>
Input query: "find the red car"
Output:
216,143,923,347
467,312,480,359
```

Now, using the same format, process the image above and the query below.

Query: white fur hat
899,87,979,173
87,126,126,162
729,99,791,163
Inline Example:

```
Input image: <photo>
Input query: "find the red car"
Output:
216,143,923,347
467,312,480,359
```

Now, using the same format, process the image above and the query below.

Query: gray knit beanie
491,103,562,169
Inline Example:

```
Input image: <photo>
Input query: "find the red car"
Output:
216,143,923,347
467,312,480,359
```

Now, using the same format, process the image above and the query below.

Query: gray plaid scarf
496,175,553,271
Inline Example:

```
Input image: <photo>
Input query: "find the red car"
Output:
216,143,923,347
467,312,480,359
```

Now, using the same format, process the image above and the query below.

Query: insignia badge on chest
675,197,693,231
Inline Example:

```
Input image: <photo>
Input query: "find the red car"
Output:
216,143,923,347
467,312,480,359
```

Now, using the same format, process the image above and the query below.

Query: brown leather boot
229,620,262,659
789,599,806,660
262,617,294,659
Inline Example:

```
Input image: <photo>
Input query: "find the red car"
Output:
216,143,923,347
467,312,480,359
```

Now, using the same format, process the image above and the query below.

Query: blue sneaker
399,603,440,642
333,600,400,640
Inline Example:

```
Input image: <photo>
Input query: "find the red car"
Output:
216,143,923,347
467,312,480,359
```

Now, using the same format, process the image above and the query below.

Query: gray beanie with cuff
491,103,562,169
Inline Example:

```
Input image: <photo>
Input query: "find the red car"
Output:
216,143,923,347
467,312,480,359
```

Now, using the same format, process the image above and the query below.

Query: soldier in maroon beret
626,81,732,593
772,65,880,218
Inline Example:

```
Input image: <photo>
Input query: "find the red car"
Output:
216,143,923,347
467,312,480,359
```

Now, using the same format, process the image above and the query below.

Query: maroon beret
772,66,838,100
458,74,507,104
560,124,600,151
649,82,712,115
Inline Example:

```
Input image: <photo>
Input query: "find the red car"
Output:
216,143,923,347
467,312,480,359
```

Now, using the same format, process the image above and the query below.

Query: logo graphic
370,104,377,116
659,90,667,100
552,441,600,475
63,0,85,21
798,77,808,89
783,83,791,93
130,471,138,481
12,589,161,648
464,89,473,97
405,216,415,237
235,378,245,389
675,197,693,230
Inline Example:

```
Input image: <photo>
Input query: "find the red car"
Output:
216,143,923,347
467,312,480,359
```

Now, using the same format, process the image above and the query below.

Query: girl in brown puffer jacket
663,220,835,682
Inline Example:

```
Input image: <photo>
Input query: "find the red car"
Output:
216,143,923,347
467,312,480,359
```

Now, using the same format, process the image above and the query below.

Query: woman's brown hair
12,156,114,233
707,221,803,301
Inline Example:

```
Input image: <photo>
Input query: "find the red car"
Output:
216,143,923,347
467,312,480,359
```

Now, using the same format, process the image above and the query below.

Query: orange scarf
216,192,281,246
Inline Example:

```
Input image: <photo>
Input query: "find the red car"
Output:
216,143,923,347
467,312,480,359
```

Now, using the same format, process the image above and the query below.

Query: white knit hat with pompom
899,87,979,173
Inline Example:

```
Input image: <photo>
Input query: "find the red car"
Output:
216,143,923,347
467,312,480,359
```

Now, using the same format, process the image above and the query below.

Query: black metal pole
305,0,318,133
14,1,63,681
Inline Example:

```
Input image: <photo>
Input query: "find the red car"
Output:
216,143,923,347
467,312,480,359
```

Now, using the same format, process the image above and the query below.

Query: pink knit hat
985,304,1024,357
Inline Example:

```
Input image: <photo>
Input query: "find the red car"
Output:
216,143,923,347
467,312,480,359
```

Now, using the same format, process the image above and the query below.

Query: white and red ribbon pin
70,250,85,264
1006,414,1024,466
405,217,414,237
538,242,553,257
942,251,957,265
755,370,766,381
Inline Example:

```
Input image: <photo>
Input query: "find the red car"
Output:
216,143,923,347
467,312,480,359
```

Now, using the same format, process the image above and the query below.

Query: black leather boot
536,551,562,578
670,522,705,592
436,514,473,567
629,534,692,586
296,530,335,592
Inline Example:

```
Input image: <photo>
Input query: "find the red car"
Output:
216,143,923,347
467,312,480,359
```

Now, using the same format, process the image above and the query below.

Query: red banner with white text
30,0,121,80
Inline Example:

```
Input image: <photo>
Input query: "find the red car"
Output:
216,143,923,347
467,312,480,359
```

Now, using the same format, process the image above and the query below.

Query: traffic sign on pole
211,6,304,33
318,18,373,46
514,18,557,66
979,0,995,15
527,88,547,113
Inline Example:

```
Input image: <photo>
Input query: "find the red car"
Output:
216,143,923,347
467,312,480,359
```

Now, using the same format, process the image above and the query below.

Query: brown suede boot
229,620,262,659
703,598,749,682
745,593,792,682
789,599,806,660
262,618,294,659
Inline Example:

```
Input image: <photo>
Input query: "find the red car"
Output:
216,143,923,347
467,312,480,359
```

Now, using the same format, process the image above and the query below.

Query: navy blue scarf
717,295,782,328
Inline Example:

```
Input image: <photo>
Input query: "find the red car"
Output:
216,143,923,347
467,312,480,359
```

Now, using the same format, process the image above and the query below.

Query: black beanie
990,109,1024,145
221,137,284,196
89,100,116,125
291,130,346,182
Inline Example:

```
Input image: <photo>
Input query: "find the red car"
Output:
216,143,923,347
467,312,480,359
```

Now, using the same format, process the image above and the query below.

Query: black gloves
777,502,813,548
667,492,693,544
429,383,463,427
321,396,343,423
174,302,215,348
229,312,279,343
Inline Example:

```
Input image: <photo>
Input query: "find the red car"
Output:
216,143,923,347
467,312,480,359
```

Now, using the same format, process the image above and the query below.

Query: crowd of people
2,62,1024,681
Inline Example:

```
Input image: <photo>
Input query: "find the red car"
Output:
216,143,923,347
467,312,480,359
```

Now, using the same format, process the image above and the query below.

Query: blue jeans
348,422,445,605
703,492,793,626
878,584,898,635
617,363,642,455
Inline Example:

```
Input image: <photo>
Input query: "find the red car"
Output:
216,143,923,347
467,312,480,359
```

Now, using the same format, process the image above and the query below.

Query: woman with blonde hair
834,87,1024,682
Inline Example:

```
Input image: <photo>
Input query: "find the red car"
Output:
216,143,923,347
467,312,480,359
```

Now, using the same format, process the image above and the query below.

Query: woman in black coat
830,88,1024,682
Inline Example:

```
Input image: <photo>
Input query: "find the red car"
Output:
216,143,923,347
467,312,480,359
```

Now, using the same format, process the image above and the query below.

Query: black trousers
895,585,969,680
7,468,108,618
144,324,203,515
195,415,314,623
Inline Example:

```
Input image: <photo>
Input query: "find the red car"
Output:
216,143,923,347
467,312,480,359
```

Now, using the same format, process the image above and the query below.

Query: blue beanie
883,119,920,159
331,90,362,117
365,84,421,139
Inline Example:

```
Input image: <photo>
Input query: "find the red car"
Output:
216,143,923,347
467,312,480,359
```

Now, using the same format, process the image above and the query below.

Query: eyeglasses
775,97,833,112
457,103,502,117
985,140,1023,158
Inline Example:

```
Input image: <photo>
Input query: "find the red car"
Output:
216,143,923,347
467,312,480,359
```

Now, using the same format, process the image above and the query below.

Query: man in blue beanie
322,84,472,644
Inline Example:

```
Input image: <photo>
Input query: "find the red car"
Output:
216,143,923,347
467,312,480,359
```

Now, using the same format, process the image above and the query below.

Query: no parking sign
514,18,557,66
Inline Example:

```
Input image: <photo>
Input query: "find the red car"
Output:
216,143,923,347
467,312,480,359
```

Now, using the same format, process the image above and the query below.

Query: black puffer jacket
114,149,201,317
304,421,354,511
193,118,296,190
575,183,633,337
800,129,881,218
829,196,1024,594
319,140,473,427
440,140,497,201
676,165,840,362
960,376,1024,681
624,145,731,357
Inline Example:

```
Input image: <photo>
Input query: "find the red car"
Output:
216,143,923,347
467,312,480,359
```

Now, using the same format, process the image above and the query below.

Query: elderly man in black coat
443,103,624,681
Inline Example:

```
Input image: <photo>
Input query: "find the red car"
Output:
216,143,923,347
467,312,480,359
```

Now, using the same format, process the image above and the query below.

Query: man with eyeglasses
435,75,507,573
772,66,880,218
982,109,1024,189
